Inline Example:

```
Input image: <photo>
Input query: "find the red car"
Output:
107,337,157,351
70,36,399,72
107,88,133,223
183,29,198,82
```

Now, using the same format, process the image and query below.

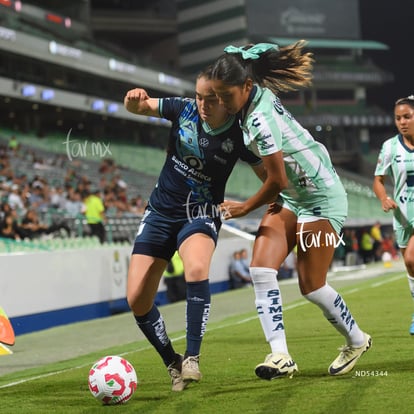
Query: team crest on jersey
221,138,234,153
199,137,209,147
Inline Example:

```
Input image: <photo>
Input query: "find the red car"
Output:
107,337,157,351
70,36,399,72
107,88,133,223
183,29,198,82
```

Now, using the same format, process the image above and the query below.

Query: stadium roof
267,38,389,50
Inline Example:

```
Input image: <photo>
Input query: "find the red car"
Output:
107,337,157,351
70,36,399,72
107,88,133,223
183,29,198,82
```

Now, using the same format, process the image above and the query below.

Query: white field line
0,273,404,389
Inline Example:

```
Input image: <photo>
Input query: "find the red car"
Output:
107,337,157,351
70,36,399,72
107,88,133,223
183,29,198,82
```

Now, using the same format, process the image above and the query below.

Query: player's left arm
124,88,160,117
250,162,267,183
221,151,287,219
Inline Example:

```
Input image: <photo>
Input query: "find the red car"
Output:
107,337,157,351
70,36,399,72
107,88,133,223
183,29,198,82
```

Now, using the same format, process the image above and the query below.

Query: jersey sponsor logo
183,155,203,170
221,138,234,153
199,137,209,147
172,154,208,177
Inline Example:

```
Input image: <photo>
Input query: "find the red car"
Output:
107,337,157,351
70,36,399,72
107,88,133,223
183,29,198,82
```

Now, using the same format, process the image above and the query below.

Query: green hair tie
224,43,279,60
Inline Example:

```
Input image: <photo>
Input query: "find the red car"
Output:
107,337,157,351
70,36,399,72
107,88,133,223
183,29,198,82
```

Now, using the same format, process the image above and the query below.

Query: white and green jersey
375,134,414,228
241,86,344,205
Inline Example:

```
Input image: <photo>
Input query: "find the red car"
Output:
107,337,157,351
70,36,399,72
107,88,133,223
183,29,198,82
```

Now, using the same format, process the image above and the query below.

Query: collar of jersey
201,115,236,136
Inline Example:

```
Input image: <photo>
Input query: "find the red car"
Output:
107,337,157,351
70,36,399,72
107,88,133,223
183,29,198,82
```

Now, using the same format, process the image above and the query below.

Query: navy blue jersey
148,97,262,220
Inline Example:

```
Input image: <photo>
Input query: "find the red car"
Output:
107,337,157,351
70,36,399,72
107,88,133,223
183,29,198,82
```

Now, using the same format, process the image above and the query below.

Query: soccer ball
88,355,138,405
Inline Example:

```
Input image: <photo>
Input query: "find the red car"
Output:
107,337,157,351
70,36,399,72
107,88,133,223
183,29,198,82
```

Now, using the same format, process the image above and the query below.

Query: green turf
0,267,413,413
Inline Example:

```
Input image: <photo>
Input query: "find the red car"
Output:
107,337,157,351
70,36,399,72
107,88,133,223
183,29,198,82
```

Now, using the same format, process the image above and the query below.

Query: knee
127,290,152,316
126,291,138,313
184,262,207,281
405,256,414,275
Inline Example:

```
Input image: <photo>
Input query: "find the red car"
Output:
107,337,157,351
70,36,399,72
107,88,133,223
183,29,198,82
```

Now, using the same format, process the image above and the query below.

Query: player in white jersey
211,41,371,379
373,95,414,334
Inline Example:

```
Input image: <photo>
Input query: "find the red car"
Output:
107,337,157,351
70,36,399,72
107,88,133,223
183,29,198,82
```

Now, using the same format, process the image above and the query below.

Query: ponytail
211,40,314,94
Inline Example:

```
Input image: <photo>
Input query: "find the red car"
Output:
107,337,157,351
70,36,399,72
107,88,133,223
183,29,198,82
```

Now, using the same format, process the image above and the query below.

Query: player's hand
124,88,150,102
381,196,397,213
220,200,249,219
124,88,152,114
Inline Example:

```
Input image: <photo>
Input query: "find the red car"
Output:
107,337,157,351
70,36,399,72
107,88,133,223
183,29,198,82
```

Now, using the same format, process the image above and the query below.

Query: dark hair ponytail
211,40,314,94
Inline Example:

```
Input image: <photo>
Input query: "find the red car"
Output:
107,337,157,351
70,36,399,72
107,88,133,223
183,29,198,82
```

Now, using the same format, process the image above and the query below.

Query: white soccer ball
88,355,138,405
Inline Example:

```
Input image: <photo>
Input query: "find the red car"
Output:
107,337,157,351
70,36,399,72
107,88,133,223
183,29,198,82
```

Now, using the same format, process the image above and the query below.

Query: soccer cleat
181,355,202,382
329,332,372,376
167,354,188,392
255,353,298,380
409,314,414,335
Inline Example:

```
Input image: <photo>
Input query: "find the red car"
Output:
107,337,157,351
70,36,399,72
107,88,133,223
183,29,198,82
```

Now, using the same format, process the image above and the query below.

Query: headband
395,95,414,105
224,43,279,60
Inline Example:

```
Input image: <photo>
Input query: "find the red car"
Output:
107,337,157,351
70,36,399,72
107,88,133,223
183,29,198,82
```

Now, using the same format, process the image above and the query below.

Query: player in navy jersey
123,67,265,391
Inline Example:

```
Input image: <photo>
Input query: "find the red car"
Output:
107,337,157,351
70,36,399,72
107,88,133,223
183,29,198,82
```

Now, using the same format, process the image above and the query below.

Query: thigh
251,205,297,269
177,217,219,282
402,232,414,274
127,254,167,315
179,233,215,282
132,208,178,260
296,219,338,294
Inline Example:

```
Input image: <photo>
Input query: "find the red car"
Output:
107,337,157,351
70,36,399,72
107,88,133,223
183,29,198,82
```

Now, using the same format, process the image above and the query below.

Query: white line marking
0,271,405,389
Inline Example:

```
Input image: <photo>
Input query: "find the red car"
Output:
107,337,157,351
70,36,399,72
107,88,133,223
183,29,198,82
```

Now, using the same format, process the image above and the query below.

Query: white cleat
329,332,372,376
255,353,298,380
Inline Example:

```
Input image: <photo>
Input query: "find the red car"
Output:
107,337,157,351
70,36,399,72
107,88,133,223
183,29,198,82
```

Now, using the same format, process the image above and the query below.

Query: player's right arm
373,175,397,212
124,88,161,117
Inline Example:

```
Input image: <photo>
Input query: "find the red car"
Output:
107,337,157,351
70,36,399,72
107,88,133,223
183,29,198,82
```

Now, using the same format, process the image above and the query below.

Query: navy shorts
132,207,221,261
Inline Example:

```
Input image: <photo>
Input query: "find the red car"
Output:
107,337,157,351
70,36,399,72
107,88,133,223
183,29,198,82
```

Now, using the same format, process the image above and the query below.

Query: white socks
407,275,414,300
250,268,366,351
250,267,288,354
305,283,365,346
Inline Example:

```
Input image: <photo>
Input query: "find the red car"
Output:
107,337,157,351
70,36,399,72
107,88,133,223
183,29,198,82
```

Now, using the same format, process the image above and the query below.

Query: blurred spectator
131,194,146,215
27,184,48,212
360,227,374,263
229,250,252,289
163,251,186,303
8,135,20,156
343,228,360,266
0,152,12,177
64,168,80,188
382,233,399,260
112,173,127,190
82,187,106,243
19,209,70,240
128,196,144,215
33,156,53,171
64,189,84,218
49,186,67,210
278,250,297,280
0,212,21,240
370,221,383,262
7,184,25,213
99,158,116,174
239,247,250,273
